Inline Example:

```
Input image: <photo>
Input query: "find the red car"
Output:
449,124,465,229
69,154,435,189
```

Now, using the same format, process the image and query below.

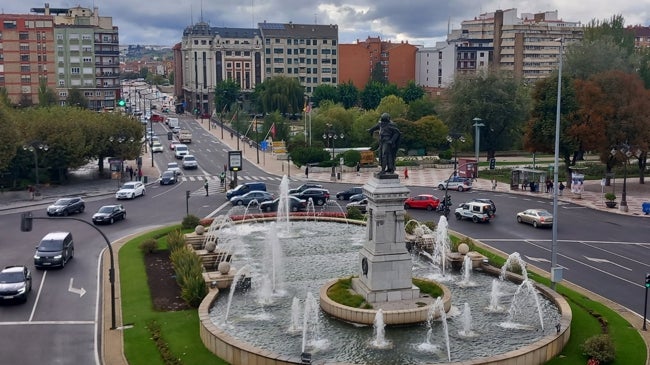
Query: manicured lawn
119,226,646,365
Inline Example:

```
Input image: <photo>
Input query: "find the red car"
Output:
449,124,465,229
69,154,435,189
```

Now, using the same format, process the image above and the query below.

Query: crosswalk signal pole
185,190,190,216
644,273,650,330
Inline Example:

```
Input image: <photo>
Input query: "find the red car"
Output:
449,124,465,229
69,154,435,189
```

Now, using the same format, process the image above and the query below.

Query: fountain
198,175,571,364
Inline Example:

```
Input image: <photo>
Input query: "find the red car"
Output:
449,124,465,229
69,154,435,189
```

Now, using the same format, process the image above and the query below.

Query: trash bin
143,176,148,184
643,202,650,215
337,172,341,180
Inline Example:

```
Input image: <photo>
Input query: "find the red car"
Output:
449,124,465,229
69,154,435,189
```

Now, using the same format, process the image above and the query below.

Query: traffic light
645,273,650,288
489,158,496,170
118,99,126,107
445,195,452,207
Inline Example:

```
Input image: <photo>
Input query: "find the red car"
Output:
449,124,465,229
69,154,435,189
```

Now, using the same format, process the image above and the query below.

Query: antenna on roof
200,0,204,22
314,13,317,24
190,4,193,25
251,0,254,28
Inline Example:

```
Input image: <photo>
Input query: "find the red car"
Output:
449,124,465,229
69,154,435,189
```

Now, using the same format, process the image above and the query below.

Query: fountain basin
198,218,571,365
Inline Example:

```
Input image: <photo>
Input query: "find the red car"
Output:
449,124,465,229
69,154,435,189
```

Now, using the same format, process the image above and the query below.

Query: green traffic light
118,99,126,107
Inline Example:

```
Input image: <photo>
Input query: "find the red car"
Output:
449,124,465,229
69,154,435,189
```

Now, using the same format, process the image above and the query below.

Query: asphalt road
0,116,649,364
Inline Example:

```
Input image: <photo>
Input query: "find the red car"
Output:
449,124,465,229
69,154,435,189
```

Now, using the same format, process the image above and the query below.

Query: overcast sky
3,1,648,47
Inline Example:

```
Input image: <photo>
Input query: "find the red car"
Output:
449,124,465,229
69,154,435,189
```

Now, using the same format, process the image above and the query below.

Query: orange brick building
339,37,417,89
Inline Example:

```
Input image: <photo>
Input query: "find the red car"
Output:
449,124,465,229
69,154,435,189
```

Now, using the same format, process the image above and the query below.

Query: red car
404,194,440,211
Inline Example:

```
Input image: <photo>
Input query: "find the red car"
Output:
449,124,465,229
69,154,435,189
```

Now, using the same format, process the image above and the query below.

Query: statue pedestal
351,174,420,302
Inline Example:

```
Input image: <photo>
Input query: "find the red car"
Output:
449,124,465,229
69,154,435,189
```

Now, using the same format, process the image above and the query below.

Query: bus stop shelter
510,167,548,192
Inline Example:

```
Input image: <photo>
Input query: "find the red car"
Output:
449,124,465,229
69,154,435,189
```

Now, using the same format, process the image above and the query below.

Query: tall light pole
446,134,465,176
551,37,564,290
472,117,484,178
323,123,344,180
611,143,631,212
23,142,49,188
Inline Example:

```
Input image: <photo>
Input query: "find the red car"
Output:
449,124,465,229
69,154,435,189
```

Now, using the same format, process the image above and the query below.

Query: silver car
516,209,553,228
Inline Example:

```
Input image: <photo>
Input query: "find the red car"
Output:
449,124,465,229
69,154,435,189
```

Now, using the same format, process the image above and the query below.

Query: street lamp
610,143,633,212
23,142,49,187
551,37,564,290
323,123,344,180
472,118,485,178
446,134,466,176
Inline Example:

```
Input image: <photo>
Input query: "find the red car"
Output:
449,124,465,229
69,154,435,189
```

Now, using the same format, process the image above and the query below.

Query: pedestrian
546,180,552,193
356,161,361,176
404,167,409,179
204,179,209,196
559,181,565,196
219,171,226,187
305,165,309,179
491,179,497,191
128,166,134,181
28,185,35,200
137,168,143,181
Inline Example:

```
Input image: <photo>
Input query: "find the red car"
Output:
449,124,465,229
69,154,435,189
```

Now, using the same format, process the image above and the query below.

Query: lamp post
472,118,485,178
323,123,344,180
446,134,466,176
610,143,632,212
551,37,564,290
23,142,49,187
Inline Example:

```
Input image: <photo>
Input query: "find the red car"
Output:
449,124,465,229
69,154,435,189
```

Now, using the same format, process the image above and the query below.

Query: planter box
605,201,617,208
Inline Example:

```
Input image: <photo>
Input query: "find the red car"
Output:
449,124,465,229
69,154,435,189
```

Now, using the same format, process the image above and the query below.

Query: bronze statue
368,113,400,174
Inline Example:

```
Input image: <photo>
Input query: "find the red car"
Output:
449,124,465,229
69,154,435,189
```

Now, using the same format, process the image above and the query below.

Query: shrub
581,334,616,363
166,229,186,253
346,206,365,220
604,192,616,201
169,246,207,308
138,238,158,254
181,214,201,229
327,277,371,309
145,320,182,365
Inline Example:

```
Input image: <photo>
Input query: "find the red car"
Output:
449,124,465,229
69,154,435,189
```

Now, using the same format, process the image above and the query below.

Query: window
21,75,31,84
58,80,65,86
20,43,29,51
20,55,30,62
71,67,80,74
21,65,30,73
19,32,29,40
3,20,17,29
83,57,92,63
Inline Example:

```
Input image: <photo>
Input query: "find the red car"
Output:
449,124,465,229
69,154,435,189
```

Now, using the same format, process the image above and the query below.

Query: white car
436,176,473,191
115,181,146,200
151,141,163,153
182,154,198,169
166,162,182,175
175,144,189,159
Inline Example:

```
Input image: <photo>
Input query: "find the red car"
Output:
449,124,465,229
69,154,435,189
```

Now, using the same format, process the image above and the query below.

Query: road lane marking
28,270,47,322
68,278,87,297
0,321,94,326
584,256,632,271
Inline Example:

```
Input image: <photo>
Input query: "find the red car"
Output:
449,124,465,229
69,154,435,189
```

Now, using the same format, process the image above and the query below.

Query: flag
270,123,276,138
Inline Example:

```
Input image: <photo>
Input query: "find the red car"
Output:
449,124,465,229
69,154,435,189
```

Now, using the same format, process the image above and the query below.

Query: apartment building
629,25,650,49
0,14,56,106
448,9,583,83
339,37,417,89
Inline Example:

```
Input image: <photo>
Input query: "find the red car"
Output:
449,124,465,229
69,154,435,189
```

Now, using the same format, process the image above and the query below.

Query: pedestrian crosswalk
179,174,286,183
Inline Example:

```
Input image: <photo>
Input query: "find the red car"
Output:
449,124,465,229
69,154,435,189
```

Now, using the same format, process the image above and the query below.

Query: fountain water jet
223,265,250,322
458,302,476,337
430,296,451,362
458,255,476,287
289,297,302,332
371,309,390,348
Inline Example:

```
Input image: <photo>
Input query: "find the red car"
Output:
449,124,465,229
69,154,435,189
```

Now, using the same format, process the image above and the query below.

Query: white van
174,144,189,159
167,117,179,129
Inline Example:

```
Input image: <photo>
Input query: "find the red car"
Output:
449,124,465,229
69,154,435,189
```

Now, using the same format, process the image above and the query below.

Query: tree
0,87,12,107
337,81,359,109
257,76,304,115
214,79,241,114
311,84,338,106
66,87,89,109
360,81,384,110
0,105,19,171
397,115,448,153
139,67,149,79
564,38,634,80
370,62,386,83
168,71,175,85
407,97,438,120
443,72,530,160
400,81,425,103
37,78,58,107
375,95,408,120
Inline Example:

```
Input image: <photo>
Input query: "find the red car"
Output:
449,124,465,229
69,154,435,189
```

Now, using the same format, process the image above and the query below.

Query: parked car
0,266,32,303
349,193,366,202
336,186,363,200
160,170,177,185
516,209,553,228
454,201,494,223
92,204,126,225
226,182,267,199
288,183,323,195
47,197,85,216
230,190,275,206
291,188,330,206
404,194,441,211
34,231,74,269
166,162,182,176
151,141,164,153
437,176,473,191
115,181,146,199
346,198,369,214
260,196,308,212
182,154,198,169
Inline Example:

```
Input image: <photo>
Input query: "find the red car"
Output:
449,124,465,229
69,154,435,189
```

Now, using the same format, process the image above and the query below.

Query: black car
0,266,32,303
349,193,366,202
46,197,85,216
34,232,74,269
288,183,323,195
260,196,308,212
92,204,127,225
336,186,363,200
160,170,177,185
291,188,330,206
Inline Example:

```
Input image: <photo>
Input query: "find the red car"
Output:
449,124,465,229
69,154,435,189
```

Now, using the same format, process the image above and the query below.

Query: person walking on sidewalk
356,161,361,176
491,179,497,191
404,167,409,179
559,181,565,196
305,165,309,179
128,166,134,181
219,172,226,187
204,178,209,196
137,168,143,181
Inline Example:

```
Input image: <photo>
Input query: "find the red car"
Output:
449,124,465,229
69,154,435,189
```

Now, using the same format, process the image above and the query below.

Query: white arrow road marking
525,256,551,263
584,256,632,271
68,278,86,297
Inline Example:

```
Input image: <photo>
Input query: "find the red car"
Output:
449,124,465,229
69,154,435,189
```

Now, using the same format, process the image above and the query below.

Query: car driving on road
437,176,473,191
260,196,308,212
336,187,363,200
0,266,32,303
291,188,330,206
346,198,369,214
160,170,177,185
516,209,553,228
115,181,146,199
46,197,85,216
404,194,440,211
92,204,126,225
454,201,493,223
34,231,74,269
230,190,274,206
